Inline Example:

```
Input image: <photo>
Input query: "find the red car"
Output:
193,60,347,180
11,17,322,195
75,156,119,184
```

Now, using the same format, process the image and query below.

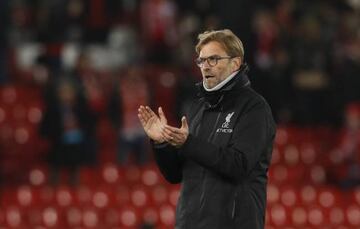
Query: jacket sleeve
152,141,183,184
179,101,275,182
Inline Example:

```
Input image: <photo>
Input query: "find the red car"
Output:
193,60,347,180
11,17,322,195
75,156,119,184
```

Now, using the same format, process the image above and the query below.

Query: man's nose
202,66,211,73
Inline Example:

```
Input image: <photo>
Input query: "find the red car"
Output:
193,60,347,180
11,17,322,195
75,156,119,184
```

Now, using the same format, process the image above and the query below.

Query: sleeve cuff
151,140,169,149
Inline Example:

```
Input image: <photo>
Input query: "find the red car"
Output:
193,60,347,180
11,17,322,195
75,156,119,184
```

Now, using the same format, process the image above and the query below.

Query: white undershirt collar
203,70,239,92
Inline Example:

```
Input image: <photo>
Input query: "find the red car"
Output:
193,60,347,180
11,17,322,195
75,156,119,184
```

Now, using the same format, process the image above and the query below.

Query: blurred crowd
0,0,359,185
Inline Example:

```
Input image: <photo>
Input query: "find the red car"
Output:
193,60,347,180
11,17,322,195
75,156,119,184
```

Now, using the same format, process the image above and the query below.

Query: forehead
199,41,227,57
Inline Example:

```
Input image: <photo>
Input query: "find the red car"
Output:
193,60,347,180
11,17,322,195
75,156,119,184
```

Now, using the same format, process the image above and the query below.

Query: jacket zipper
198,110,222,207
198,109,222,208
231,192,237,219
207,109,222,142
231,200,236,218
193,105,206,136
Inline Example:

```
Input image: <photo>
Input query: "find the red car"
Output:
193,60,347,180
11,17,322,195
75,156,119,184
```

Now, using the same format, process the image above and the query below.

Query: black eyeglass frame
195,55,235,67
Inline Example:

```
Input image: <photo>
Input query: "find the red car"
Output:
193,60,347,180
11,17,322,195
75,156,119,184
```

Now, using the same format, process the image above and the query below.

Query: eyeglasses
195,55,234,67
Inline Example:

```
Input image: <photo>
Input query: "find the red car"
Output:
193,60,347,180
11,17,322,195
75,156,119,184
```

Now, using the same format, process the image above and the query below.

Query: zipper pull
231,200,236,219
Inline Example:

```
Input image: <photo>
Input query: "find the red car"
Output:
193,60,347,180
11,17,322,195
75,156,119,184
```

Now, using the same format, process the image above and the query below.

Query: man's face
198,41,236,89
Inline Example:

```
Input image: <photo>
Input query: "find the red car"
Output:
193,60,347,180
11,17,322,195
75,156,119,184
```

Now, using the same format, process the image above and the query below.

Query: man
138,29,276,229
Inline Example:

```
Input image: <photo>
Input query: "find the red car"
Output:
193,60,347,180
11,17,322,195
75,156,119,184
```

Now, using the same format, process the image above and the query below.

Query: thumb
181,116,188,129
158,107,167,124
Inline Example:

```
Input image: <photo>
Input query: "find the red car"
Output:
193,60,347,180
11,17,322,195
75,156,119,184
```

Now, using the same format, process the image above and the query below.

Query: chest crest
216,111,236,133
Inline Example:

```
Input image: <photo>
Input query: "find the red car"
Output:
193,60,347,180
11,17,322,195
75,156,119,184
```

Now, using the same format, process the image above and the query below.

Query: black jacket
153,70,276,229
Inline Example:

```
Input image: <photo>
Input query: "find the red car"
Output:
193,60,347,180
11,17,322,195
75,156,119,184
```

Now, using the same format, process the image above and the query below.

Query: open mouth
205,75,214,79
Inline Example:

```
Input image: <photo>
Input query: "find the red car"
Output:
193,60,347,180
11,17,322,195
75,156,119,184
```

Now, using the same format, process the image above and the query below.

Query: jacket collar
195,64,251,109
196,64,251,99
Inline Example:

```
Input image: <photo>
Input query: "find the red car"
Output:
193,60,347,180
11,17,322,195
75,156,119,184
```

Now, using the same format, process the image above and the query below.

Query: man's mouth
205,75,214,79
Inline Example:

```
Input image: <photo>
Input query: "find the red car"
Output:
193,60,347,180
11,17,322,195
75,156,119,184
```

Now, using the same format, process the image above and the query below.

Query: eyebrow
198,55,221,59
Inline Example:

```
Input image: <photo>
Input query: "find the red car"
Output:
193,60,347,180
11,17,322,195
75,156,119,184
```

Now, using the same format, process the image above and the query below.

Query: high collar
196,66,250,98
195,65,251,108
202,70,239,92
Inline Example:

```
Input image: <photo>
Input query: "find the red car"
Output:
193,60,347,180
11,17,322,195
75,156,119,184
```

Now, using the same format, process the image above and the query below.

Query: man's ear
232,57,242,72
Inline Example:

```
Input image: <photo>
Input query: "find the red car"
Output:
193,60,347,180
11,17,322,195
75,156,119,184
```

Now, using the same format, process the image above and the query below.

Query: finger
137,114,147,127
158,107,168,124
164,125,187,143
138,110,152,126
165,133,178,146
163,125,182,141
164,125,182,134
181,116,188,130
139,110,151,123
162,128,175,142
139,105,147,112
138,107,146,121
139,106,151,121
138,105,147,115
164,130,184,146
145,106,156,119
146,106,158,118
163,126,176,139
162,124,174,137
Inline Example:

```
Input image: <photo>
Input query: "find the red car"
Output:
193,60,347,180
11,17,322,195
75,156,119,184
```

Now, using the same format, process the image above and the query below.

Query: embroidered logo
217,112,235,133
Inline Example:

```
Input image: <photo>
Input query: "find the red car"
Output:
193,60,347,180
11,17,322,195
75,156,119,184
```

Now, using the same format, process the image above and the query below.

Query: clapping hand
162,116,189,148
138,106,189,147
138,106,167,143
